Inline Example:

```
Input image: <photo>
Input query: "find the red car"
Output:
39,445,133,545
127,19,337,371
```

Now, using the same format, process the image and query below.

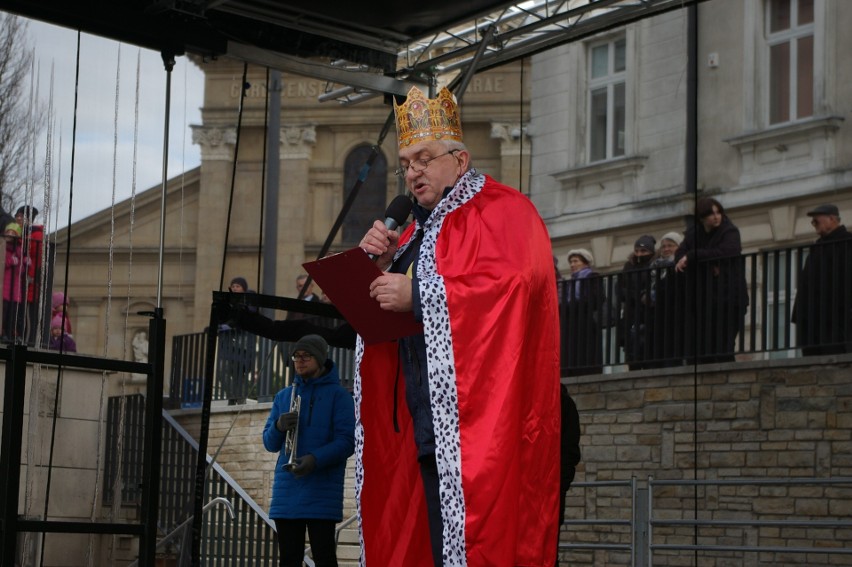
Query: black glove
290,454,316,478
276,411,298,432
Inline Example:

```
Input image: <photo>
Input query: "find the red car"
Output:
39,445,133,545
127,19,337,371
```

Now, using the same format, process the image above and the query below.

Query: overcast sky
23,17,205,230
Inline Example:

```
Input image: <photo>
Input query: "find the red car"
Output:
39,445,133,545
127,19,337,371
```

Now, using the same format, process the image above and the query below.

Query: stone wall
561,356,852,566
174,356,852,566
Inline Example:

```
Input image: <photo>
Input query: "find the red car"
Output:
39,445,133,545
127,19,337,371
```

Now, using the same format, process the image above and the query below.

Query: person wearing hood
51,291,73,335
616,235,658,370
263,334,355,567
48,314,77,353
675,198,749,363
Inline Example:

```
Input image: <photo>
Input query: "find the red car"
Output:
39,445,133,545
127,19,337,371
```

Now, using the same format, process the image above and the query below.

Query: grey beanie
660,231,683,246
291,334,329,363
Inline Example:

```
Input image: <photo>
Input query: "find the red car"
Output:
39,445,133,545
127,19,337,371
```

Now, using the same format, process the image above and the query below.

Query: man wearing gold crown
355,86,560,567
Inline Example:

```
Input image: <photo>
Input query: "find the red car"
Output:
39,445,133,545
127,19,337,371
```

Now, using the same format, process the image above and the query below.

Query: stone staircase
336,526,360,567
305,525,359,567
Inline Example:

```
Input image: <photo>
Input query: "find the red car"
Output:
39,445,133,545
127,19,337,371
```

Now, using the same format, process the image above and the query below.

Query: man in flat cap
792,204,852,355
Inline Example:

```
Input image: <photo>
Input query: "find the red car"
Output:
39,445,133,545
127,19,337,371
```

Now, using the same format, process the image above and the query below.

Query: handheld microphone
368,195,413,260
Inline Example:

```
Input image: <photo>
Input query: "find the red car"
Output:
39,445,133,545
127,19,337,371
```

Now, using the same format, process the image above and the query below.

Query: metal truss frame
223,0,707,103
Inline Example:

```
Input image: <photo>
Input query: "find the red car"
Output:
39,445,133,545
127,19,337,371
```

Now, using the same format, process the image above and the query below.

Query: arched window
342,145,388,244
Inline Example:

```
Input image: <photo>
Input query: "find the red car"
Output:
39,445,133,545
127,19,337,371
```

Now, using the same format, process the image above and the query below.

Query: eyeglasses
394,150,459,178
291,353,314,362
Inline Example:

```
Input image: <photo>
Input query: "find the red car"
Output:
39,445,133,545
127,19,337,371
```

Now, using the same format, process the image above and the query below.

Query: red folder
303,248,423,345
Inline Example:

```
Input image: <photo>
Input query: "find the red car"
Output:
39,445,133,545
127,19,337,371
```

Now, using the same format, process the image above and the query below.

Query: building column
490,122,531,191
191,125,237,330
277,124,316,296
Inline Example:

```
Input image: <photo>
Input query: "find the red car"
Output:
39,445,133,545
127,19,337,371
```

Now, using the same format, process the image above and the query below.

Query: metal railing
560,478,637,564
169,331,356,407
646,476,852,566
558,239,852,376
104,396,282,564
126,497,235,567
170,241,852,392
557,476,852,566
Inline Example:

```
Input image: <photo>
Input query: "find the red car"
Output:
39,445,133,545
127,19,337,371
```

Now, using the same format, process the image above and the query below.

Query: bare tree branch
0,14,45,220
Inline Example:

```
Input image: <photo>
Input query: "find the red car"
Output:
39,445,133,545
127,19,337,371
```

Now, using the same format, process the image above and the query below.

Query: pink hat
52,292,68,309
50,314,65,329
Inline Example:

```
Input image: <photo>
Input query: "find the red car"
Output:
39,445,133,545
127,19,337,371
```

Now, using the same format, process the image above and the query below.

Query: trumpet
283,386,301,471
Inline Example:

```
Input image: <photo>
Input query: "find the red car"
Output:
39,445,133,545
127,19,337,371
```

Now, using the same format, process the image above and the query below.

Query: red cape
355,174,560,567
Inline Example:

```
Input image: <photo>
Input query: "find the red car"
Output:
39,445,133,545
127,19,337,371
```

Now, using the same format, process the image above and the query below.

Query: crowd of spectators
558,199,851,375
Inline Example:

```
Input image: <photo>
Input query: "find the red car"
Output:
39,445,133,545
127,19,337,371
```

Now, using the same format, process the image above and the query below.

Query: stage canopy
0,0,703,101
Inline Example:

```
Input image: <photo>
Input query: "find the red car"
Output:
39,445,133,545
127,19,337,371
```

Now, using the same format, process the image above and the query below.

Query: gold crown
394,86,463,148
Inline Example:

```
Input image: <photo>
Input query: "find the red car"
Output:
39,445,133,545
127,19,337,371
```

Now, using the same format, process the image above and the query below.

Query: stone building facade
36,2,852,563
54,60,531,359
529,0,852,271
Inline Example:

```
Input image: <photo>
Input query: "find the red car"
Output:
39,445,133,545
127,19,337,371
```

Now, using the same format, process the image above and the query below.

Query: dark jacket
560,384,581,492
263,360,355,520
616,253,656,355
562,269,605,376
48,334,77,353
792,225,852,352
676,216,748,311
674,216,748,362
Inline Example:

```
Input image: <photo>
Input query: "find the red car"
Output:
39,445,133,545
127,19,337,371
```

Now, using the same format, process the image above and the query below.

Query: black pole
139,313,166,567
685,5,698,198
0,346,29,566
190,303,222,566
262,70,282,301
685,4,700,564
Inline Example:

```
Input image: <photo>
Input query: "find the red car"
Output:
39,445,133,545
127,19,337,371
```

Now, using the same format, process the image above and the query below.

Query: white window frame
742,0,830,131
765,0,816,125
586,35,627,163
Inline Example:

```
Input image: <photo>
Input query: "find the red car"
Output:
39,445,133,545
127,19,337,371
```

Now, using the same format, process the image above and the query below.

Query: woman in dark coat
561,249,604,376
675,198,748,363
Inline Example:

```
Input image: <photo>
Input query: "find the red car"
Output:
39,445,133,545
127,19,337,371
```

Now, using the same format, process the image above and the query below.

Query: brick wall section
562,357,852,566
174,357,852,566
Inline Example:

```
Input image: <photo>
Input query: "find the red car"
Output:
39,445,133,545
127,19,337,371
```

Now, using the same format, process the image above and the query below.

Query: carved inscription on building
230,76,505,99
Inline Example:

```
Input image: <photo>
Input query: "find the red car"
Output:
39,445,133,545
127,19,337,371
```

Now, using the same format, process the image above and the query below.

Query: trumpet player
263,334,355,567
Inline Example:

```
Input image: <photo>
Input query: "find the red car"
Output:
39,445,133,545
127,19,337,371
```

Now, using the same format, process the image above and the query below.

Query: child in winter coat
3,222,28,341
51,291,73,334
48,314,77,353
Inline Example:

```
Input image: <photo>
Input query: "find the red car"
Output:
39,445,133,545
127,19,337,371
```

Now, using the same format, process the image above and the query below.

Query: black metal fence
168,329,357,408
559,239,851,376
105,396,280,564
168,241,852,394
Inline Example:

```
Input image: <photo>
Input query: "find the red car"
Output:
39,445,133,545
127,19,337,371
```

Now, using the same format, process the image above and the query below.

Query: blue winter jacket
262,360,355,520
